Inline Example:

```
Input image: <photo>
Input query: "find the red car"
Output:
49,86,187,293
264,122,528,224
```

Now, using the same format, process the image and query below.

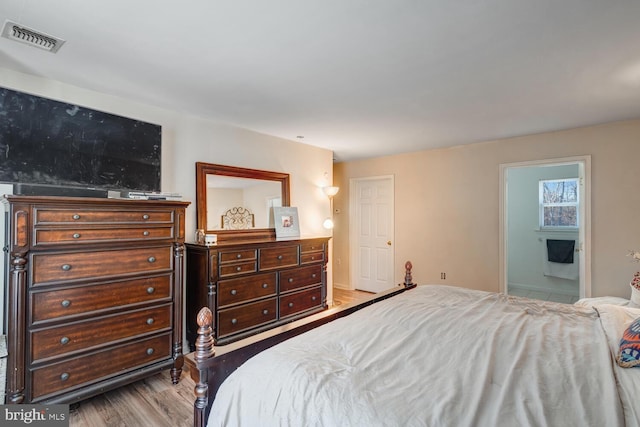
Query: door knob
387,241,392,246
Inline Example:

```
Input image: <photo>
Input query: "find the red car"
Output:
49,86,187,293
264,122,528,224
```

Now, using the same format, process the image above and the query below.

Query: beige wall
0,67,335,333
0,67,334,241
334,119,640,298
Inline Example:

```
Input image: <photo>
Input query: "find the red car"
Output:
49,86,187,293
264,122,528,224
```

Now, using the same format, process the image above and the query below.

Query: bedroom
1,1,640,426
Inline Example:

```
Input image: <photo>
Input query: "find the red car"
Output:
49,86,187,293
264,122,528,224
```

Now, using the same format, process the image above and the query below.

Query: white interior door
351,176,394,293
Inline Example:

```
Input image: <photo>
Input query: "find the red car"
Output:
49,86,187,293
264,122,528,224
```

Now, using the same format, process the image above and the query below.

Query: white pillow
575,296,630,309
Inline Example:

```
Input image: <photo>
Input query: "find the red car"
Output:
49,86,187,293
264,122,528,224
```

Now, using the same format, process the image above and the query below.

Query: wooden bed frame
185,261,418,427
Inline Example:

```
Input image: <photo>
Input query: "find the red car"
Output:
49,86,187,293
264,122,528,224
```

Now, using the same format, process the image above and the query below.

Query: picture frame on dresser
273,206,300,241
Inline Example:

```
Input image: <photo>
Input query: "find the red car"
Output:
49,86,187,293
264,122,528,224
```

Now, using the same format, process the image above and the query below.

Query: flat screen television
0,87,161,195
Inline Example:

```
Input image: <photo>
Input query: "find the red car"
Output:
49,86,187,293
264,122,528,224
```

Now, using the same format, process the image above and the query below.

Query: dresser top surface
3,194,191,208
186,236,330,250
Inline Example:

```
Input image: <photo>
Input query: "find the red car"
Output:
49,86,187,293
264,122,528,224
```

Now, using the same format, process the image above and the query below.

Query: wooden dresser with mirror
186,163,329,347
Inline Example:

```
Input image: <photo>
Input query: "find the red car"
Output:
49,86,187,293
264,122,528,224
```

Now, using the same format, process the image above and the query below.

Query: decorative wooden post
403,260,417,289
171,242,185,384
194,307,215,427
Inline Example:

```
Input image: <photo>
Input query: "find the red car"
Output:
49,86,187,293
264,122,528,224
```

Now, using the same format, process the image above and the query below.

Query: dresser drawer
30,333,172,401
34,226,174,246
300,241,326,253
34,208,174,225
279,264,323,292
31,246,172,286
31,275,172,323
279,287,323,318
300,251,325,264
217,298,277,338
219,249,257,264
258,246,299,270
219,261,257,278
218,272,277,308
31,304,172,363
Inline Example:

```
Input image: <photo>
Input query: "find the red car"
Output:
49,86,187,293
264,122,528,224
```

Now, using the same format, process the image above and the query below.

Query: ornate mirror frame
195,162,291,242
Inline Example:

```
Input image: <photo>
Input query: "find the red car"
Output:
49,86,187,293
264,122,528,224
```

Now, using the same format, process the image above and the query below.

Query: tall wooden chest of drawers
185,238,329,347
2,195,189,404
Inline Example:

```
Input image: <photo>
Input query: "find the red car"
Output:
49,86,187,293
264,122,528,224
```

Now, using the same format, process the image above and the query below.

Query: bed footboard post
194,307,215,427
403,261,417,289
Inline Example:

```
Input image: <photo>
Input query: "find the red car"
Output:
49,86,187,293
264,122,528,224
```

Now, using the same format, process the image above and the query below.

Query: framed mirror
196,162,290,242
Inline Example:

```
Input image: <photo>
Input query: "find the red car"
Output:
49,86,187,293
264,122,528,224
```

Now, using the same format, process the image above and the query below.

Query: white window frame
539,178,579,230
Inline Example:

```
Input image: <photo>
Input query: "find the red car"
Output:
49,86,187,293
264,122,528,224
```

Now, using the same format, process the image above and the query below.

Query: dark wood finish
279,286,322,317
195,162,290,242
2,195,189,404
32,334,172,400
217,272,277,308
186,261,418,427
185,237,329,348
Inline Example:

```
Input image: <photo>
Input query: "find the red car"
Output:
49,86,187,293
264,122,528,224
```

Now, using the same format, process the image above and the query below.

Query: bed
187,262,640,427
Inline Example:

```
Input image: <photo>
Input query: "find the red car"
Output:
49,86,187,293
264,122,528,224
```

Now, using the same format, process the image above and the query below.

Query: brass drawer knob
277,255,283,260
146,348,154,355
146,318,154,325
288,302,294,308
236,254,242,259
230,289,237,295
236,266,242,272
312,274,317,278
142,214,150,220
262,309,269,315
148,256,156,263
310,256,315,260
262,283,268,289
61,300,71,308
60,336,70,345
147,287,155,294
60,372,70,381
72,214,80,220
143,231,150,236
312,296,317,301
231,318,238,325
72,233,81,239
288,278,294,283
61,264,72,271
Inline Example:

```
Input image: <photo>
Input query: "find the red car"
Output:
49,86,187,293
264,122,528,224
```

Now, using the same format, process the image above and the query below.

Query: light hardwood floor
69,366,195,427
332,287,374,306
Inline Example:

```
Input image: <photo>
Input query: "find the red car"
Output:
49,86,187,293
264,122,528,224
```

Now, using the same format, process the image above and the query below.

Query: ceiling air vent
1,20,65,53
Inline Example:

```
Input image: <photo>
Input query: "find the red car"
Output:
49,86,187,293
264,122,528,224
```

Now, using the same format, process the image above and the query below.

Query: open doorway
499,156,591,302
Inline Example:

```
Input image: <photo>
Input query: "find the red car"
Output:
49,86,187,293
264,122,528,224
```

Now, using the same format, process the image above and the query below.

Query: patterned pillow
618,316,640,368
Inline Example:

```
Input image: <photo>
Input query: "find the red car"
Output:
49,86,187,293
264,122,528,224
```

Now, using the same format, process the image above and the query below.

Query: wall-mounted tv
0,87,161,194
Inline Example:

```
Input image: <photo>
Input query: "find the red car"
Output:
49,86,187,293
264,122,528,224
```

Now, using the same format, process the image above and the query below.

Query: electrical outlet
440,272,446,280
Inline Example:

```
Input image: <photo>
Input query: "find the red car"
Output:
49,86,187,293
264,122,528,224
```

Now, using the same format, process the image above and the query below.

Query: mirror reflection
195,162,291,241
206,175,283,230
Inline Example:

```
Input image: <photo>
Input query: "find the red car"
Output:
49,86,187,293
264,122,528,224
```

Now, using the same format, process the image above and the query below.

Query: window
539,178,579,228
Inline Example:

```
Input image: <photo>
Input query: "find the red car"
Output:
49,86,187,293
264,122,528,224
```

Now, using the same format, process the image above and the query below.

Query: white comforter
209,285,627,427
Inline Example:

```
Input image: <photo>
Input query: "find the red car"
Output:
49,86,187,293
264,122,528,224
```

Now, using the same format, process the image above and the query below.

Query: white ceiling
2,1,640,162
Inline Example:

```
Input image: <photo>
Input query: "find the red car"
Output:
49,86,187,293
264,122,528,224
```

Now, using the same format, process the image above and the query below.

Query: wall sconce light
323,186,340,198
322,186,339,229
